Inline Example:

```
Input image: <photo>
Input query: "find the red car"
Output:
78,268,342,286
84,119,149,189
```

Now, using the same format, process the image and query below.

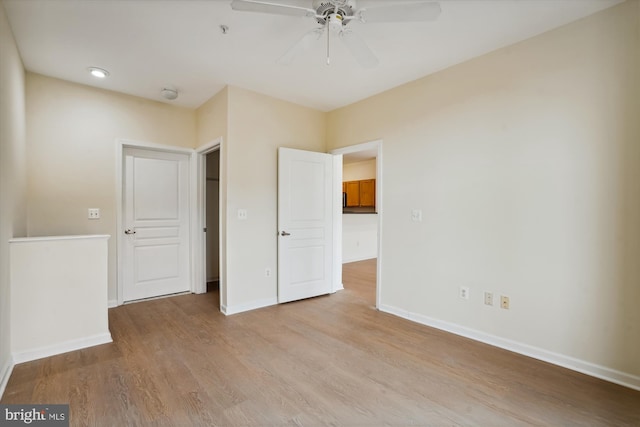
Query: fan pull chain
326,27,330,65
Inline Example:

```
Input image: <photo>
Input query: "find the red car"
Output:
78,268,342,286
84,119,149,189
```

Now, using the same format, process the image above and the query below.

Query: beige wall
197,86,228,147
328,1,640,378
224,86,326,311
196,85,327,312
343,159,376,181
25,73,197,302
5,0,637,390
197,87,228,306
0,2,27,389
23,76,327,314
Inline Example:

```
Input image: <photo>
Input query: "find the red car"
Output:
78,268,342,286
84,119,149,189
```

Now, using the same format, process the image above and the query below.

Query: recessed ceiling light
88,67,109,78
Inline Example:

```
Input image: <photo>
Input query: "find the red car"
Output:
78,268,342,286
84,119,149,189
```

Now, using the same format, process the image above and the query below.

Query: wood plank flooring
3,259,640,426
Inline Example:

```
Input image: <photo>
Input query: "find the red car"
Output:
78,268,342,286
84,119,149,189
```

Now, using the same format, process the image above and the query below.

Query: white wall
342,214,377,263
0,1,27,394
328,1,640,385
25,73,197,303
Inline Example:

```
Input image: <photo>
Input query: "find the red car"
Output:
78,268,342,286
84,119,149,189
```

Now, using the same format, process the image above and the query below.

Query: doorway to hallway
331,140,382,309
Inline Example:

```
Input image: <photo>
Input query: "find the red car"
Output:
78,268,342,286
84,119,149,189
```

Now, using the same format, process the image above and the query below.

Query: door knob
124,229,136,235
280,231,291,236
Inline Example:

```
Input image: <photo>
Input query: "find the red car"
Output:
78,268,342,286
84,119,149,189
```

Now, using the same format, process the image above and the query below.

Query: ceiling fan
230,0,441,68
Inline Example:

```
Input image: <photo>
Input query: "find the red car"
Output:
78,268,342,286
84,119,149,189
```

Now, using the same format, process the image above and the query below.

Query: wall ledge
12,333,113,365
9,234,110,243
379,304,640,392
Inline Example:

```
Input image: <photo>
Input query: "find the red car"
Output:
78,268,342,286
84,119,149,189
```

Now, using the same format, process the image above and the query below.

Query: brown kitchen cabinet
343,179,375,208
344,181,360,207
359,179,375,207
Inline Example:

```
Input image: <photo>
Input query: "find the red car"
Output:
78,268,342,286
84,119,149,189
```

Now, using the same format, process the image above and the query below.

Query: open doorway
205,149,220,295
194,137,224,312
331,140,382,309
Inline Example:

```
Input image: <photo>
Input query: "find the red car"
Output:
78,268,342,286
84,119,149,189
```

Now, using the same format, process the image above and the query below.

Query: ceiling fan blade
339,30,379,68
356,2,441,23
278,28,324,65
231,0,317,17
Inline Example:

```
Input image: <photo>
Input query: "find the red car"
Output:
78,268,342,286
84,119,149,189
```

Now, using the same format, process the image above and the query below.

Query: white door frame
332,154,343,294
115,139,196,306
194,138,225,309
330,139,383,309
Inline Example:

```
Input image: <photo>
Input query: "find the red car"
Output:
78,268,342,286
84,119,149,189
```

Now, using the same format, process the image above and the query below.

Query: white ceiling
3,0,622,112
343,148,378,164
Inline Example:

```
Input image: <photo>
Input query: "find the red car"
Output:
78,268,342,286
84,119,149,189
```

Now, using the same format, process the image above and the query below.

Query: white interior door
123,148,191,302
278,147,333,303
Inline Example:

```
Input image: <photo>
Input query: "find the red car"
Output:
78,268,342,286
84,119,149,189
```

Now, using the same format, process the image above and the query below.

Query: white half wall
10,235,112,362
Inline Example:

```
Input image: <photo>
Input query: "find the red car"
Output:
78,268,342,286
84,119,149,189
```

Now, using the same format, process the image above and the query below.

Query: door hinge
203,227,207,232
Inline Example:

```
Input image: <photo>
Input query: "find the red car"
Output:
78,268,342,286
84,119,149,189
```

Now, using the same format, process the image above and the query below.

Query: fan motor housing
313,0,355,25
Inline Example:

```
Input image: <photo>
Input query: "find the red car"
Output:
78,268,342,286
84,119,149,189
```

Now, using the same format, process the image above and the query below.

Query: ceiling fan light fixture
231,0,441,67
88,67,109,78
328,13,343,32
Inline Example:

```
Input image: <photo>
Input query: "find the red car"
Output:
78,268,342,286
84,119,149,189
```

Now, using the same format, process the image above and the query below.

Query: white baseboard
221,297,278,316
0,356,14,400
379,304,640,392
12,332,113,365
108,299,118,308
342,255,376,264
333,283,345,292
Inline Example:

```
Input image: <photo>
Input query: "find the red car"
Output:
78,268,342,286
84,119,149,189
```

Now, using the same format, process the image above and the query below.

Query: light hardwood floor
3,259,640,426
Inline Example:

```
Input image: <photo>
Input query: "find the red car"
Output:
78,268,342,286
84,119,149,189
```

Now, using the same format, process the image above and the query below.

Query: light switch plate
411,209,422,222
237,209,248,220
500,295,510,309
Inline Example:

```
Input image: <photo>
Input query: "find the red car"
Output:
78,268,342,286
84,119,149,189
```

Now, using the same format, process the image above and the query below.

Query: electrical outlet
459,286,470,300
237,209,247,220
484,291,494,306
411,209,422,222
500,295,510,309
88,208,100,219
265,268,271,278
